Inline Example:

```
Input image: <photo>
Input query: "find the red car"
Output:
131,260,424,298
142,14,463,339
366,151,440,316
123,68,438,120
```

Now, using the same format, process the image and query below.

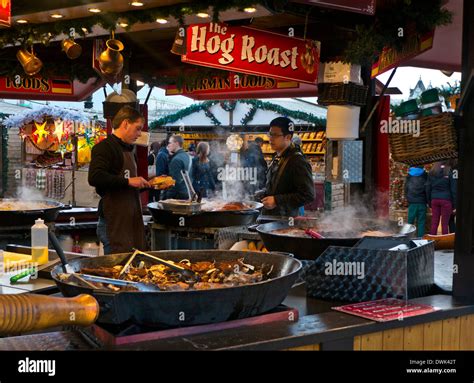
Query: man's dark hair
254,137,264,144
170,134,184,147
112,106,143,130
269,117,294,137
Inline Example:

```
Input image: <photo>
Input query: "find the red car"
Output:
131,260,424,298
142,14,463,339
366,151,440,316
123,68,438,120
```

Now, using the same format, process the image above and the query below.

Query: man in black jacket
162,134,192,200
88,106,150,254
259,117,315,217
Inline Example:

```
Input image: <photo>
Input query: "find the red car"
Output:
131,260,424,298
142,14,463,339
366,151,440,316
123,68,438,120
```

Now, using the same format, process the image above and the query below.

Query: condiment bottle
31,218,49,265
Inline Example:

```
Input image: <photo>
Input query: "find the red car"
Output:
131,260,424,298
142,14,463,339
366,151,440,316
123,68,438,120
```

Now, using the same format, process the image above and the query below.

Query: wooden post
453,0,474,301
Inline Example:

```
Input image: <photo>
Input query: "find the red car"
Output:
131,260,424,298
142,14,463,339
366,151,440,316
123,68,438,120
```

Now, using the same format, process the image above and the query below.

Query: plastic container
396,99,419,119
420,88,440,104
326,105,360,140
31,218,49,265
420,102,442,116
82,242,100,257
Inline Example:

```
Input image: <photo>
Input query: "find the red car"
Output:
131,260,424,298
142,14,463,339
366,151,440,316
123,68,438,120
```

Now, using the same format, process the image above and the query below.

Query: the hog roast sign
0,0,11,28
177,22,320,85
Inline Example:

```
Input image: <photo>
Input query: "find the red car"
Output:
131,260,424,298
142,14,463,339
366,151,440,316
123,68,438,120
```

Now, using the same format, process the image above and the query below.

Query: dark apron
102,150,145,253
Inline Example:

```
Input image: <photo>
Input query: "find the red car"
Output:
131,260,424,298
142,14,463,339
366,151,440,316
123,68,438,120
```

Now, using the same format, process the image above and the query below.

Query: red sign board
0,76,74,96
181,23,320,85
294,0,376,15
0,0,10,28
371,31,435,78
333,298,438,322
165,72,299,97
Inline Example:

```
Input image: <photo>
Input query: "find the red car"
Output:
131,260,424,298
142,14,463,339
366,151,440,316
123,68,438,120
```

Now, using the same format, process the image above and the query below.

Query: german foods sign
0,76,74,96
0,0,11,28
165,72,299,97
180,23,320,84
371,31,434,78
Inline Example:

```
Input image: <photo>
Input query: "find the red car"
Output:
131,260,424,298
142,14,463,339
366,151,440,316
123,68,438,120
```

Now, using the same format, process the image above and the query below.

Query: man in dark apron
89,106,150,254
258,117,315,217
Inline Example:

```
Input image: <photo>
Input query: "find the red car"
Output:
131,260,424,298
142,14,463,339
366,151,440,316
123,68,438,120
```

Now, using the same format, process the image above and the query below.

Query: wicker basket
389,113,458,166
317,82,368,106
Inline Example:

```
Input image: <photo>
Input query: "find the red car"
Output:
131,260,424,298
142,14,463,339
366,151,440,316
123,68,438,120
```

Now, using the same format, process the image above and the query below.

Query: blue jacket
426,169,457,206
162,149,191,200
155,147,169,176
404,167,428,204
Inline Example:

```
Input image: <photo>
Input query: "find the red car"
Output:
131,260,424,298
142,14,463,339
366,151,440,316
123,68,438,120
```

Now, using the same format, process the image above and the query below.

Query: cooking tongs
133,249,200,282
181,170,201,203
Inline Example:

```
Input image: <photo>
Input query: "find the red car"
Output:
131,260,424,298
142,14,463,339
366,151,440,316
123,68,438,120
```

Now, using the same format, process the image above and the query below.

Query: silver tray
159,199,202,214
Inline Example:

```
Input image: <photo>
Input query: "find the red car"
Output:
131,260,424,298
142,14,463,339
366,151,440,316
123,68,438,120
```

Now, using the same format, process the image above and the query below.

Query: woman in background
191,142,215,198
426,161,457,235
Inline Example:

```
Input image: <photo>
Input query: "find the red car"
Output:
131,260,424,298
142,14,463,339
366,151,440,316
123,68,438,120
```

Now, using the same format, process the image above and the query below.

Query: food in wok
58,258,273,292
149,175,175,190
201,200,253,211
0,201,54,211
272,227,392,238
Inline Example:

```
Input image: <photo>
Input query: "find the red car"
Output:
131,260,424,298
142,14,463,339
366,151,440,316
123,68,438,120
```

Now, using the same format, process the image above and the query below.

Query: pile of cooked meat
77,258,271,292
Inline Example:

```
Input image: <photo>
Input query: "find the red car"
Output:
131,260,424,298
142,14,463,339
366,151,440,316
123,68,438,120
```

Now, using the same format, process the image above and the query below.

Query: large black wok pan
257,219,417,260
51,250,301,327
147,201,263,228
0,198,68,227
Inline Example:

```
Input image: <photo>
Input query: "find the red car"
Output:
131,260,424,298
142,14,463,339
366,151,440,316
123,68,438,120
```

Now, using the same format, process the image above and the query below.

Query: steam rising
16,187,46,201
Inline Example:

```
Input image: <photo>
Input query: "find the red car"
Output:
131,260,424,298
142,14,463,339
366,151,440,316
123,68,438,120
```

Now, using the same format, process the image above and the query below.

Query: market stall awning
404,0,462,72
0,77,105,102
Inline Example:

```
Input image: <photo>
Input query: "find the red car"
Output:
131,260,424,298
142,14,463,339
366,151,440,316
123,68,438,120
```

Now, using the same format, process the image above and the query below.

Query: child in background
405,166,428,237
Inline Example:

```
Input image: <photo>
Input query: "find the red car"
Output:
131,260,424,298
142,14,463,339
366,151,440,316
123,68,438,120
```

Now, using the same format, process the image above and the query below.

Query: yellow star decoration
33,121,49,143
53,119,64,142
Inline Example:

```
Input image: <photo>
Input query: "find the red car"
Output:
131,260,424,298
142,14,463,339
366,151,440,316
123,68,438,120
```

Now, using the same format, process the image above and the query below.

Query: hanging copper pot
98,37,124,77
170,27,187,55
61,38,82,60
16,47,43,76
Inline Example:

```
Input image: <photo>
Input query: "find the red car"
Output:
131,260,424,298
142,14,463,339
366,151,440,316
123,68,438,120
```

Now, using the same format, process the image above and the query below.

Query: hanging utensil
48,230,75,273
304,229,325,239
78,273,160,292
181,169,197,202
133,249,200,281
117,249,138,279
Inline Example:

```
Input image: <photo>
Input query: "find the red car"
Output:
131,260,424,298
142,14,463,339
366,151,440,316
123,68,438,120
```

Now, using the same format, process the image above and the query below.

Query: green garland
239,99,326,126
1,117,8,197
343,0,452,65
241,105,258,126
0,1,264,49
149,101,221,128
149,99,326,129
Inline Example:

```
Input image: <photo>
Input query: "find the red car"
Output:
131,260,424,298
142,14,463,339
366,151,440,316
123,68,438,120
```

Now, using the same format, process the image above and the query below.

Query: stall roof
404,0,462,72
152,98,327,129
0,101,31,116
